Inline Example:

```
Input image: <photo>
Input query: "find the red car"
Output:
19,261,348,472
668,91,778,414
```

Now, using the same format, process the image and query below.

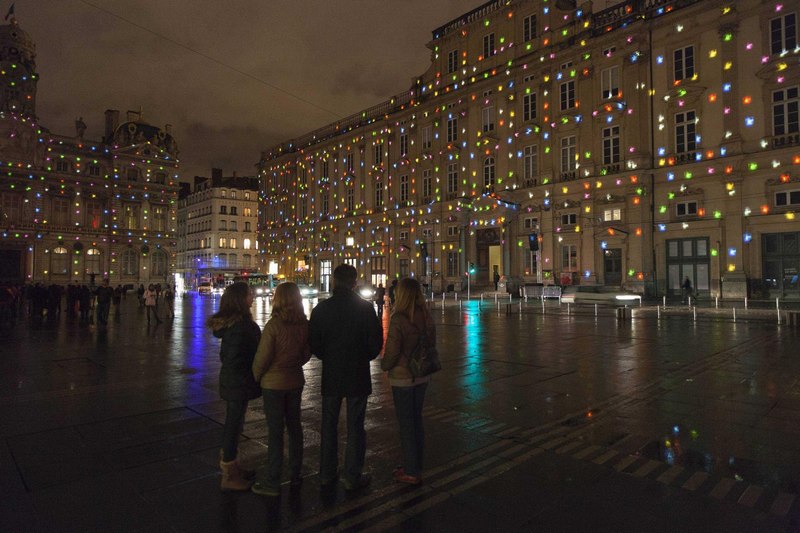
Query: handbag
408,327,441,380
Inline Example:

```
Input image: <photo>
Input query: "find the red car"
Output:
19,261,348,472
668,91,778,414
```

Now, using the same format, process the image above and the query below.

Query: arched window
122,249,138,276
218,253,227,267
242,254,251,268
85,248,101,275
151,249,167,277
483,157,495,188
228,254,237,268
51,246,68,275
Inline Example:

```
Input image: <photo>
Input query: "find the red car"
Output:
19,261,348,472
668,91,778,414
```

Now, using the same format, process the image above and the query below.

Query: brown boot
219,450,255,479
220,459,253,491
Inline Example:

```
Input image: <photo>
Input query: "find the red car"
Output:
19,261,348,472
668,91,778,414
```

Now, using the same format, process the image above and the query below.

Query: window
1,192,22,222
673,45,695,81
85,248,101,275
422,169,432,199
374,143,383,166
230,238,237,249
88,165,101,177
447,225,459,237
245,221,251,232
523,92,537,121
523,14,537,41
51,246,69,275
560,80,575,110
152,204,167,232
446,116,458,143
483,157,495,189
775,189,800,207
219,205,227,214
400,230,409,241
603,126,620,165
482,106,495,132
773,87,799,136
124,203,139,230
121,249,138,276
126,168,138,181
221,190,227,198
153,172,166,184
447,251,459,277
601,66,620,99
447,163,458,194
400,133,408,156
55,160,70,173
676,201,698,216
243,207,252,217
603,208,622,221
230,206,237,215
346,187,355,211
447,49,459,73
561,213,578,225
523,145,538,182
771,13,797,55
245,192,250,200
523,216,538,230
400,175,409,203
375,180,384,207
675,110,697,153
322,191,330,214
561,244,578,271
218,253,227,267
560,136,577,174
322,160,330,179
242,254,251,267
244,238,252,250
300,197,307,219
421,126,432,150
219,220,227,231
230,220,238,231
483,33,495,58
151,249,167,277
346,151,354,172
219,237,227,248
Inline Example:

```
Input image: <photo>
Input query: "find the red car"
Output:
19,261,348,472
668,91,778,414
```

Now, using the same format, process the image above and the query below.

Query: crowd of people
210,264,441,497
0,280,175,328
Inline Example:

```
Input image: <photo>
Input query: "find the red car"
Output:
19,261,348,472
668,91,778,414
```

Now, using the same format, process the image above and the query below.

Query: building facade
258,0,799,298
176,171,260,290
0,19,180,285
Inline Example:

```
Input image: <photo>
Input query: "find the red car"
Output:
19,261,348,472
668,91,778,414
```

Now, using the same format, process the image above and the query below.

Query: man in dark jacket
310,264,383,490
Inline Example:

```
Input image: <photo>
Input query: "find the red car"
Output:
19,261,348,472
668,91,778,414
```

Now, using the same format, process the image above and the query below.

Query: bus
233,273,277,298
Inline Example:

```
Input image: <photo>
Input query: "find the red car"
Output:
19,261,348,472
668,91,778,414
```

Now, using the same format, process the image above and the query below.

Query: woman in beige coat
251,282,311,496
381,278,436,485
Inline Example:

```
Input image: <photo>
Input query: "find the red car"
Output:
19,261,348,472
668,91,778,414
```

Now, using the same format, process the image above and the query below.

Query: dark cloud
25,0,478,179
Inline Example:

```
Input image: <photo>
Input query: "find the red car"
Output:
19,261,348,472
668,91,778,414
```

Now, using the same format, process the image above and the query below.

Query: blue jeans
320,395,367,484
262,388,303,488
392,383,428,477
221,399,248,462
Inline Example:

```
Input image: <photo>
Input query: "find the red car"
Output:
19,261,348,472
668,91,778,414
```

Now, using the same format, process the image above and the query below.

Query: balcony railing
770,132,800,148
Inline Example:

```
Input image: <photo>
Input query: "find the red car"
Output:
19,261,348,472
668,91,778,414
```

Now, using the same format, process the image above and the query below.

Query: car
560,286,642,305
198,282,213,295
296,284,319,298
254,286,273,298
357,285,376,300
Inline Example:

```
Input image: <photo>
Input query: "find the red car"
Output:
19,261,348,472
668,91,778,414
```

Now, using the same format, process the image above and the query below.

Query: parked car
296,284,319,298
560,286,642,305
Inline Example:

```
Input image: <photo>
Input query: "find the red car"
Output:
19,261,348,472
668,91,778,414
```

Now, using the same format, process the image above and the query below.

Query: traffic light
468,262,476,275
528,233,539,251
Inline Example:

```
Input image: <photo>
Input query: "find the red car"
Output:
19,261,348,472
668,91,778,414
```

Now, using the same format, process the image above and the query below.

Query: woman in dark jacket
381,277,437,485
208,282,261,491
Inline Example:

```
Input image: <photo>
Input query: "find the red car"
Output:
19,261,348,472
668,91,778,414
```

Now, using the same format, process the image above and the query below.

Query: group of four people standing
208,263,436,495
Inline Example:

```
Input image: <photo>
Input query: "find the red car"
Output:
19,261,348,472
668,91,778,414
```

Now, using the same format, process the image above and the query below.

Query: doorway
603,248,622,286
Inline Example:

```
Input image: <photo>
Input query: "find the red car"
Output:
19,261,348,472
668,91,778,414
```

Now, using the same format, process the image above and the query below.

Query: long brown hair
392,277,428,325
207,282,252,330
271,282,307,324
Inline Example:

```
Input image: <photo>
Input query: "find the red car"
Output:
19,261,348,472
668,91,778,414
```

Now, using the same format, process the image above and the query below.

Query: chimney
211,168,223,180
104,109,119,141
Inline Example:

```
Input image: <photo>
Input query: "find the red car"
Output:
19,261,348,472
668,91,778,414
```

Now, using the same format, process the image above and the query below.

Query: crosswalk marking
738,485,763,508
632,459,661,478
769,492,795,516
592,449,618,465
682,471,708,491
709,478,736,500
613,455,638,472
656,465,684,485
572,444,601,460
555,440,584,455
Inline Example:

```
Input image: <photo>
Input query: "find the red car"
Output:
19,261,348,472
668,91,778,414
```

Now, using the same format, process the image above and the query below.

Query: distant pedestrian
95,279,112,326
144,284,161,324
682,276,693,304
163,285,175,318
310,264,383,491
78,285,91,323
493,268,500,291
381,278,439,485
388,279,398,308
375,283,386,319
112,285,123,316
137,284,145,307
208,282,262,491
251,282,311,496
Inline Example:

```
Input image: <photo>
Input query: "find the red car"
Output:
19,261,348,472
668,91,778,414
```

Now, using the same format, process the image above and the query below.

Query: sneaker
251,481,280,497
342,473,372,491
393,467,422,485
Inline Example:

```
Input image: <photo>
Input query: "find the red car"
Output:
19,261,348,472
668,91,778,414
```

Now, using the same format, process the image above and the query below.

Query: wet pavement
1,294,800,532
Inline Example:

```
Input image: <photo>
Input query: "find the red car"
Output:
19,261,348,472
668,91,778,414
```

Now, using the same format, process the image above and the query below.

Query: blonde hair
271,282,307,324
392,277,427,323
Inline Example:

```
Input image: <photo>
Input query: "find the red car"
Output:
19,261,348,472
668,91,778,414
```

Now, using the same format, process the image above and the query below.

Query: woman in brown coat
381,278,436,485
251,282,311,496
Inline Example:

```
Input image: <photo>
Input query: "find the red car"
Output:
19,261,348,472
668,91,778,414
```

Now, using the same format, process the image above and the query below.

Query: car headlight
256,288,264,295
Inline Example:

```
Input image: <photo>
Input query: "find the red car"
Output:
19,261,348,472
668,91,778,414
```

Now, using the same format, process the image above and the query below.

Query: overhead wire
75,0,343,120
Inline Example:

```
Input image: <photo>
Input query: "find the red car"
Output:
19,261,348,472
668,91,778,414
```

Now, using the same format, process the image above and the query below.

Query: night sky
23,0,481,180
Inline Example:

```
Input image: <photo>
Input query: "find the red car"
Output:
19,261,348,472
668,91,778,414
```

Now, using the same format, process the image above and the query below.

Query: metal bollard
595,304,598,316
733,307,736,322
693,307,697,321
744,297,748,309
657,306,661,319
715,297,719,309
663,296,666,309
777,298,781,325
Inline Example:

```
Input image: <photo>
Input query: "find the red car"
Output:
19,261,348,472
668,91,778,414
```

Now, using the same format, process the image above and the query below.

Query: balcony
560,171,578,182
769,133,800,149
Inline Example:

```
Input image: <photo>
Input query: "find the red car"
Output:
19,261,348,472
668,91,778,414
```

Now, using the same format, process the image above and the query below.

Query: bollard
693,307,697,321
733,307,736,322
459,300,462,309
519,301,523,313
542,298,546,313
663,296,666,309
494,294,498,304
744,297,748,309
688,296,692,307
567,303,570,315
595,303,598,316
776,298,781,325
657,306,661,319
715,297,719,309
